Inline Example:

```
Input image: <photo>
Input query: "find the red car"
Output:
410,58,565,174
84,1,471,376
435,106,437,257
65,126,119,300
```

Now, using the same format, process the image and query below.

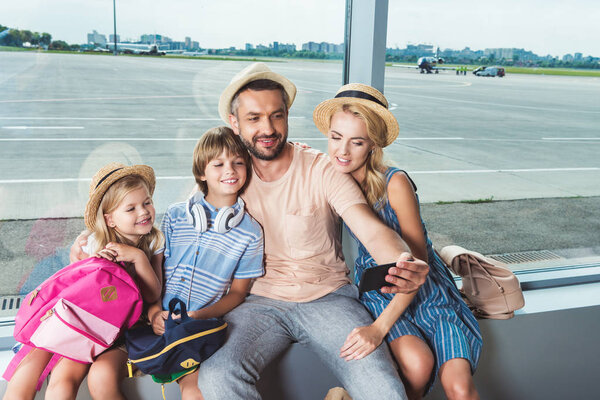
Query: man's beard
240,133,287,161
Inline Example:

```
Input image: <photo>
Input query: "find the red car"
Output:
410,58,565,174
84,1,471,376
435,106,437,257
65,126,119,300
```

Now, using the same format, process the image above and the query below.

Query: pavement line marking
177,118,222,121
409,167,599,174
0,117,156,121
2,126,84,130
176,116,304,121
0,138,197,141
542,137,600,141
395,93,600,114
289,137,464,141
0,94,212,104
2,168,598,184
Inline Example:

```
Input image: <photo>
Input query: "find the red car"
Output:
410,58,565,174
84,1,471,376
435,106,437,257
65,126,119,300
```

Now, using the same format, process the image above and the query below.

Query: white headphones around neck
186,192,245,234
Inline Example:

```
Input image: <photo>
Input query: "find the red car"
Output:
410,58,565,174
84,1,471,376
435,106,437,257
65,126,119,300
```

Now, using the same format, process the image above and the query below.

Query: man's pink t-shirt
242,144,367,302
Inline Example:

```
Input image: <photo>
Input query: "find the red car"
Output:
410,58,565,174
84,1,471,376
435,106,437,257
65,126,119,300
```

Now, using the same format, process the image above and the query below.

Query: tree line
0,24,80,51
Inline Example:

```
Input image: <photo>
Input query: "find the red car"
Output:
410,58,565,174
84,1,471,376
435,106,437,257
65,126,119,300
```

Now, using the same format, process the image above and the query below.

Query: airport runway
0,52,599,220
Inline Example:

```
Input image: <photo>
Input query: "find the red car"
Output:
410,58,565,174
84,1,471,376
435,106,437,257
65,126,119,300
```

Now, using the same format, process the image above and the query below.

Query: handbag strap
166,298,190,329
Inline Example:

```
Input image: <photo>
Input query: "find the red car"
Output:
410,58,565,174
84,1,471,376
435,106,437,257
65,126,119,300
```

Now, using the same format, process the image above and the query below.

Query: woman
313,84,482,400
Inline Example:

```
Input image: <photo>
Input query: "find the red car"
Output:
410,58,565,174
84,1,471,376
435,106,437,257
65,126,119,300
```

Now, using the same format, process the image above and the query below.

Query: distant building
140,34,161,44
185,37,191,49
574,52,583,61
562,54,574,62
108,34,120,43
245,43,254,50
87,30,107,46
301,41,342,53
192,41,199,50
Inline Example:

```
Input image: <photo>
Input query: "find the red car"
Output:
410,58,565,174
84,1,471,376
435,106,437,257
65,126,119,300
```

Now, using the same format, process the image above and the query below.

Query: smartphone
358,262,397,293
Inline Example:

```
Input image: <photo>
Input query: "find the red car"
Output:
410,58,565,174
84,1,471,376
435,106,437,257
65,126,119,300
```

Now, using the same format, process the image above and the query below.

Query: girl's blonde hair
91,175,163,260
332,103,390,210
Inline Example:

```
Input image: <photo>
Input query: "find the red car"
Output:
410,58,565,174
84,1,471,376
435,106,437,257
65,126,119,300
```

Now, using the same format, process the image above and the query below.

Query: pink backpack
3,257,143,389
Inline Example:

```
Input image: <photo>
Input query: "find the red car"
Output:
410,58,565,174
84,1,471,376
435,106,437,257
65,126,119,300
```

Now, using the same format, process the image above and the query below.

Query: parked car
473,66,506,77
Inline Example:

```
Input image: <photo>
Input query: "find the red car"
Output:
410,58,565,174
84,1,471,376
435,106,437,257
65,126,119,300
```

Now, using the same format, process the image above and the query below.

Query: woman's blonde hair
91,175,163,260
192,126,252,194
332,103,390,210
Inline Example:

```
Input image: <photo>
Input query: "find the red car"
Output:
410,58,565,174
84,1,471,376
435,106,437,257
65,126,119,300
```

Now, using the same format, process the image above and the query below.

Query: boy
148,126,264,400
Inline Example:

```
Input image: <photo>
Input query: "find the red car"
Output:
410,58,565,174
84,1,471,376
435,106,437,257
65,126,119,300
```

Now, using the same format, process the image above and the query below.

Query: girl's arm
98,243,162,303
188,278,251,320
341,172,428,361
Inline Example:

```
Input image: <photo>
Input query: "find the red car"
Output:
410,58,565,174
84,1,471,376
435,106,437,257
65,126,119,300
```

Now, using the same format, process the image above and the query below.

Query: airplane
105,43,166,55
395,56,458,74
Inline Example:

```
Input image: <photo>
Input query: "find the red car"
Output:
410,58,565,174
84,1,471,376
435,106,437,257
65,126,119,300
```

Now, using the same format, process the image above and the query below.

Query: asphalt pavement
1,53,599,299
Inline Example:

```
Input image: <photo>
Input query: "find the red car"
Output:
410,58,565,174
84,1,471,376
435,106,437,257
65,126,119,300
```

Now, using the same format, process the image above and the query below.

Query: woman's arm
188,278,251,320
340,173,427,360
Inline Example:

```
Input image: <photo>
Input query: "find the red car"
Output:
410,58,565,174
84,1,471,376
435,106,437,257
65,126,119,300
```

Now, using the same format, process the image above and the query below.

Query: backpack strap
2,344,62,391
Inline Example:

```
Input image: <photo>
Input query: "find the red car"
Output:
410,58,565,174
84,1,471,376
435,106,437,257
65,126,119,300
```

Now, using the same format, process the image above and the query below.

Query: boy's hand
150,310,168,335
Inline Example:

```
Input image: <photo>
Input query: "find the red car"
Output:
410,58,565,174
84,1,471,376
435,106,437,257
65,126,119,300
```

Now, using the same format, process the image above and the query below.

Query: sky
1,0,599,57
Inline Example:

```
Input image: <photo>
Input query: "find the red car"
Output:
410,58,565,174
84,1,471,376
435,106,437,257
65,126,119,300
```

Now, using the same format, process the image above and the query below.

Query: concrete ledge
2,283,600,399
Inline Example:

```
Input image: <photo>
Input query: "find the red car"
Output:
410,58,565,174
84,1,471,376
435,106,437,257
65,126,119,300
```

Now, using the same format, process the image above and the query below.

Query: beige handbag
439,245,525,319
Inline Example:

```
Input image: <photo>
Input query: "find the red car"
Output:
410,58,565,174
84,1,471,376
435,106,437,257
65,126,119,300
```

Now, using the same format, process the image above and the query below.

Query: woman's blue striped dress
348,167,482,389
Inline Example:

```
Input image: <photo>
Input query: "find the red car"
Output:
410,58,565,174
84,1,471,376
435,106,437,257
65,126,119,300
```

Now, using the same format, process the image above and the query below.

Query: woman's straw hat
312,83,399,147
218,62,297,123
84,162,156,231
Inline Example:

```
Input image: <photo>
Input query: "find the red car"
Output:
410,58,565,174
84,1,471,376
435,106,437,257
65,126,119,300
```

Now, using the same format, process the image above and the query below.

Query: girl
3,162,163,400
313,84,482,400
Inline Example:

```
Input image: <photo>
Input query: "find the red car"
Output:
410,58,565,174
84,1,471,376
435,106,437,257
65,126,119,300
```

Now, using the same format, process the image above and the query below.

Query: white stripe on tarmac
0,117,156,121
176,118,222,121
2,126,84,130
0,94,211,104
1,168,597,184
0,137,197,141
410,168,599,174
542,137,600,141
289,137,464,141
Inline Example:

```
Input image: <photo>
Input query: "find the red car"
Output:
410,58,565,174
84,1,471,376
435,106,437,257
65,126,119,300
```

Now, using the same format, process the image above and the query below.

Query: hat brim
312,97,399,147
218,70,297,123
84,165,156,231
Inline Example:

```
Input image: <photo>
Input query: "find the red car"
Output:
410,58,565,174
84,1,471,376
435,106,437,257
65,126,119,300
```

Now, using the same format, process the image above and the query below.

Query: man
197,63,429,400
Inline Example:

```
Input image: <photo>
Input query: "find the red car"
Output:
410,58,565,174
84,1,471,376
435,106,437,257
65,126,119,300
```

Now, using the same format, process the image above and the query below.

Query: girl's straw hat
84,162,156,231
312,83,399,147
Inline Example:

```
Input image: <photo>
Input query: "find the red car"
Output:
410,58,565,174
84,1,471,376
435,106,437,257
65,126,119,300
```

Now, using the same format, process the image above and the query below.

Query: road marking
0,117,156,121
395,93,600,114
2,168,597,184
0,137,195,141
409,167,599,174
176,118,221,121
290,137,464,141
2,126,84,130
0,94,213,104
542,137,600,141
0,136,593,143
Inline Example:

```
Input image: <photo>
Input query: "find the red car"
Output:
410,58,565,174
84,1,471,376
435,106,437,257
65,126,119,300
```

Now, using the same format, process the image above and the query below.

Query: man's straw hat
84,162,156,231
312,83,399,147
218,62,297,123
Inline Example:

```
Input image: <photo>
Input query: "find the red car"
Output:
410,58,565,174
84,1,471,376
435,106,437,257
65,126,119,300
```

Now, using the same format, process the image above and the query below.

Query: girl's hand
150,310,168,335
100,242,143,264
340,324,386,361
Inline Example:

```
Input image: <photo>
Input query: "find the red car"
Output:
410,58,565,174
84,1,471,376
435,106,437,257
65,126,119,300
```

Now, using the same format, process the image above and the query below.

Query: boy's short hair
192,126,252,194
